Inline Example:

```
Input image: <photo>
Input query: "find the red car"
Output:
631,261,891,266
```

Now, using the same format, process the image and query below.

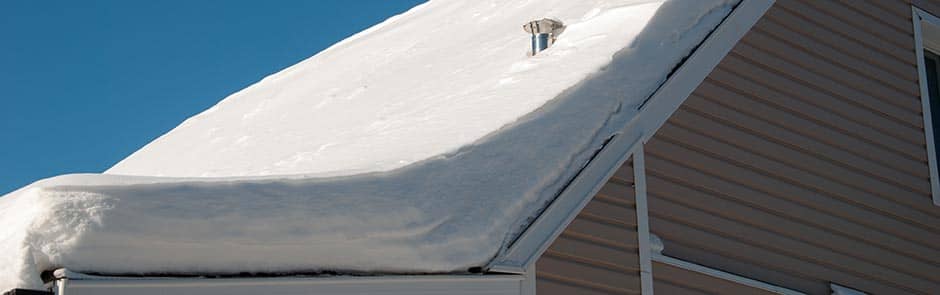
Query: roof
0,0,773,291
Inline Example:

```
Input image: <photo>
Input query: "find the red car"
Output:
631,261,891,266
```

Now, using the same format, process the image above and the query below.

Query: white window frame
912,6,940,206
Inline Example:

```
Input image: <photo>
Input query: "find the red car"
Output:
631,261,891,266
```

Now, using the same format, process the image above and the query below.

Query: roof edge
487,0,775,274
49,269,527,295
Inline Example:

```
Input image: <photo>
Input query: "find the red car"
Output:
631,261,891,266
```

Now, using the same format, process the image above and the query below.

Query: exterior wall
645,0,940,294
535,158,643,295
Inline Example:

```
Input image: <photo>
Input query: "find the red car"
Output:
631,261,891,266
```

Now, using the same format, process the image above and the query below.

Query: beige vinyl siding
645,1,940,294
536,158,642,295
650,261,779,295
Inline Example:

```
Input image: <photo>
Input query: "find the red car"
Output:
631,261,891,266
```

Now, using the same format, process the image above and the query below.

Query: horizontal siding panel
536,278,622,295
741,28,921,111
753,15,919,96
696,78,928,189
673,97,936,213
536,158,639,295
646,137,940,247
646,174,940,282
775,0,916,64
654,120,939,230
651,217,918,294
874,0,917,20
545,236,640,271
536,256,641,294
650,197,939,290
661,241,830,294
564,217,638,246
595,182,635,207
799,0,913,48
580,199,637,227
715,55,924,145
679,94,928,186
652,262,780,295
651,282,712,295
645,156,940,265
762,5,917,78
839,0,914,34
708,62,923,150
610,162,634,184
729,43,922,127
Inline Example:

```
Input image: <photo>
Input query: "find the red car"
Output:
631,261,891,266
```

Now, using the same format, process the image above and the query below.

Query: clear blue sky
0,1,426,195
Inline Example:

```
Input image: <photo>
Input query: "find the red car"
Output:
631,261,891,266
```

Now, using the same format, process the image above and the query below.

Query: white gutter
51,269,526,295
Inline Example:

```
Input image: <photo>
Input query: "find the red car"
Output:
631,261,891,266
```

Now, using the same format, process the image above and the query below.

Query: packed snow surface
0,0,737,291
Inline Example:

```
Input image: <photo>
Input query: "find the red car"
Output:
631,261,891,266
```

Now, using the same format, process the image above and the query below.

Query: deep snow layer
0,0,737,291
110,0,717,178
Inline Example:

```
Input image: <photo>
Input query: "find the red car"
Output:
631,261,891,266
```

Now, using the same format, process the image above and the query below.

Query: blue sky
0,1,426,195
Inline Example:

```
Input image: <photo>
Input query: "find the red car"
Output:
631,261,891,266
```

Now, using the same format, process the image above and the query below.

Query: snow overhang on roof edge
487,0,776,274
0,1,776,292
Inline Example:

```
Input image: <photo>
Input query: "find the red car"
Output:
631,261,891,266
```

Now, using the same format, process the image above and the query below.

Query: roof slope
0,0,737,291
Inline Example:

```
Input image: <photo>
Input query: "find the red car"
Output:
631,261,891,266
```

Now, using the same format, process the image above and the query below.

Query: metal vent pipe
523,18,564,56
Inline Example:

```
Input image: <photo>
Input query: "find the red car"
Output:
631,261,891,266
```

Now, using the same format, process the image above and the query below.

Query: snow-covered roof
0,0,742,291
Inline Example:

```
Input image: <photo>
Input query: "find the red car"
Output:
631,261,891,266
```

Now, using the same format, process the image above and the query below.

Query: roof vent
523,18,564,56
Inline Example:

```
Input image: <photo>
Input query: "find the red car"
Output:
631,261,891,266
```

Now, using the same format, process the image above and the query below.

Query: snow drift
0,0,737,291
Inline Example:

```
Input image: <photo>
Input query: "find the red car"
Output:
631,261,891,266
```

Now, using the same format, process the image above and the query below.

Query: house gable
643,0,940,294
518,0,940,295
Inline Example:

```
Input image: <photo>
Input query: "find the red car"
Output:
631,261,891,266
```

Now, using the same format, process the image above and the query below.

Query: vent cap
523,18,564,55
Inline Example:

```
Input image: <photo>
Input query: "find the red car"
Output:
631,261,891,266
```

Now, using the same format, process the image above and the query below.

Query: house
534,0,940,294
3,0,940,294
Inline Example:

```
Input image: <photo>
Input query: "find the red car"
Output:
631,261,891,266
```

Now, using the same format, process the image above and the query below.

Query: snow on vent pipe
523,18,564,56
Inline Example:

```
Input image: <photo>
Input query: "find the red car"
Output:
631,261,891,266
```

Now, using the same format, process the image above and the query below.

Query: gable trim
487,0,775,274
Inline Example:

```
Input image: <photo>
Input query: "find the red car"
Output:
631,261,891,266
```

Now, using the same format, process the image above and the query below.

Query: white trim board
830,283,867,295
487,0,775,274
912,6,940,206
520,264,536,295
651,254,805,295
52,270,525,295
633,146,655,295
